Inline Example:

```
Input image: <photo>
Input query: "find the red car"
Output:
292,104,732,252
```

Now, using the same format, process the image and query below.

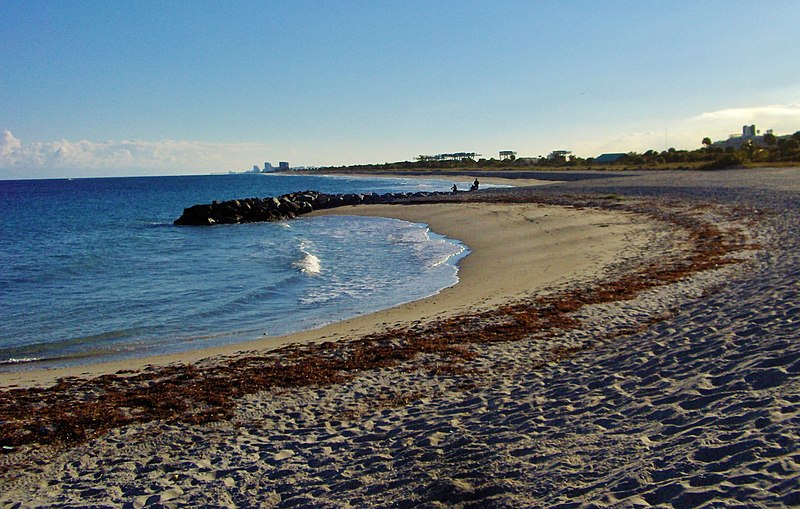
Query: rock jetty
174,190,444,225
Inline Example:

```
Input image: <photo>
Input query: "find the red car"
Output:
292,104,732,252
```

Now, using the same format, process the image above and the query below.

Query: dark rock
174,190,439,226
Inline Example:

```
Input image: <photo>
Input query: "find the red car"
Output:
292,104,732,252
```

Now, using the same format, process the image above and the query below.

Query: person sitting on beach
451,184,458,193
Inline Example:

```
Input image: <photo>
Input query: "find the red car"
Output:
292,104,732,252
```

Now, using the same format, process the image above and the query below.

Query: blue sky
2,0,799,178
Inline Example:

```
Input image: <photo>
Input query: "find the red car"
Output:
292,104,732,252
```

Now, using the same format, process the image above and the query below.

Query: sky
2,0,799,179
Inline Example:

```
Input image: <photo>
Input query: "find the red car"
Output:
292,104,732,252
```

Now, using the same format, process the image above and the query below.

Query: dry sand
1,168,798,508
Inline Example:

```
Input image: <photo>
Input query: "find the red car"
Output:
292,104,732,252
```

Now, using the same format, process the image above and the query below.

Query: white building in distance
713,125,772,150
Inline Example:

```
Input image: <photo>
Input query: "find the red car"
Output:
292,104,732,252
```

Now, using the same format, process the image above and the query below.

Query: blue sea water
0,173,475,369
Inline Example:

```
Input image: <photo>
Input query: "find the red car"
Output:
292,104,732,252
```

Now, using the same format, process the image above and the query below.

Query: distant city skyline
2,1,799,179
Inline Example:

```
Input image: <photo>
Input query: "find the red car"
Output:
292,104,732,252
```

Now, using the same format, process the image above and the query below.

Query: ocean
0,173,477,369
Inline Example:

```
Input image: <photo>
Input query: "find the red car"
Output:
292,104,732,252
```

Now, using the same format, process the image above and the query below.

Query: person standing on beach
472,178,480,191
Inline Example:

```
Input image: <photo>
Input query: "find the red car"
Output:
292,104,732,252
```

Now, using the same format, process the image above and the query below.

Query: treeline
618,130,800,169
316,131,800,172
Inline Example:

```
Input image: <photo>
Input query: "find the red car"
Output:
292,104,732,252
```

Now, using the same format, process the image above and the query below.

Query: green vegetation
313,131,800,173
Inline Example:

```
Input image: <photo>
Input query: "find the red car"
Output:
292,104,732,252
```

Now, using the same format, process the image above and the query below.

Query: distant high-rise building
252,165,260,173
713,124,777,149
279,162,290,171
263,162,275,172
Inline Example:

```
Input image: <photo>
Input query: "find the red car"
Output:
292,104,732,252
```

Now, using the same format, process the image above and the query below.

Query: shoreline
4,168,796,508
320,171,560,189
0,196,652,389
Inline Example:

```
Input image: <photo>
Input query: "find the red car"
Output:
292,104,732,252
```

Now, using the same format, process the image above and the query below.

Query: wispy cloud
0,130,270,178
687,103,800,143
694,103,800,121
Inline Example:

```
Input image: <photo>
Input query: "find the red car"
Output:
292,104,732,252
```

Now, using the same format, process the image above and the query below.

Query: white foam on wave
292,242,322,275
420,226,467,269
0,357,42,365
298,281,361,305
388,224,466,269
429,242,466,268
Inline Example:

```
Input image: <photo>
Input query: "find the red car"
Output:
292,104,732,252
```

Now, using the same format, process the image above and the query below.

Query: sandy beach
0,195,652,390
1,168,798,507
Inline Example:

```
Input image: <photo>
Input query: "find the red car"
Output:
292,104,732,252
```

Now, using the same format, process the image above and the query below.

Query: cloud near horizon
572,103,800,156
0,130,270,178
689,103,800,138
694,103,800,121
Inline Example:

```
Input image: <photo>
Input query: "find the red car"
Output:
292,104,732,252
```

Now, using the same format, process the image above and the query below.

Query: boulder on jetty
174,190,444,225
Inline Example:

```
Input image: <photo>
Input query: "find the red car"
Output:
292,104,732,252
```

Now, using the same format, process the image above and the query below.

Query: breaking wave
292,244,322,275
